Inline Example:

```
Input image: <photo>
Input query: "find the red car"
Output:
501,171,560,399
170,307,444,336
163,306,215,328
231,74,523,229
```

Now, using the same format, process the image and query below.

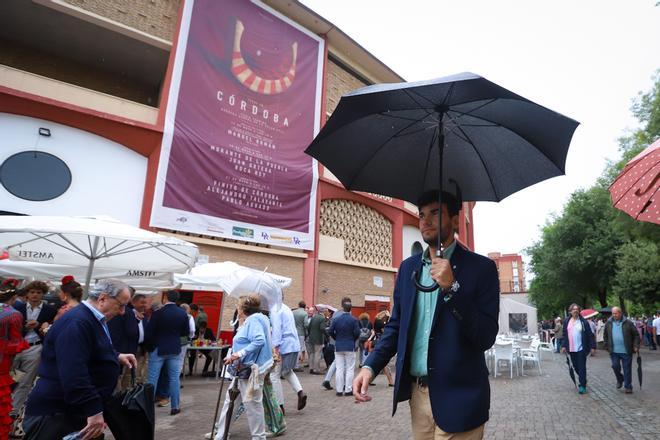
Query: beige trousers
409,384,485,440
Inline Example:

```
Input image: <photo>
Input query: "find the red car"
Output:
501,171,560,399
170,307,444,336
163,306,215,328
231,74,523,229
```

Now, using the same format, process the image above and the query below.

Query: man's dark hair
298,301,306,308
341,296,352,312
132,293,146,302
24,280,49,294
165,290,180,303
190,304,199,311
417,190,460,217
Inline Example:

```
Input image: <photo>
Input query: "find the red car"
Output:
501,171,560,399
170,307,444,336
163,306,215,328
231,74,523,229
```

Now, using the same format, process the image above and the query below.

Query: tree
527,186,621,317
612,240,660,311
528,71,659,318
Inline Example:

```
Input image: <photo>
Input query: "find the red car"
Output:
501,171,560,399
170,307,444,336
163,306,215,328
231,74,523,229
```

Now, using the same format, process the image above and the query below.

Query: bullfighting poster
151,0,324,250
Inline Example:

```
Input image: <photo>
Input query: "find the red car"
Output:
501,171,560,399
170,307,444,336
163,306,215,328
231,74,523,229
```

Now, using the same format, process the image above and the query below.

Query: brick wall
197,244,305,331
63,0,180,41
325,59,366,115
316,261,395,308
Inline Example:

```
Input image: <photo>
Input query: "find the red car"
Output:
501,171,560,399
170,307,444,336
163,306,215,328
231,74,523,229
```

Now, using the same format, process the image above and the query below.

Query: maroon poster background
162,0,320,233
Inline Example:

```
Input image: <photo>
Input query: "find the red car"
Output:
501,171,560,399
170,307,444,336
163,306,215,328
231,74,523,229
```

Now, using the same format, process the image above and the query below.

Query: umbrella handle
412,270,440,293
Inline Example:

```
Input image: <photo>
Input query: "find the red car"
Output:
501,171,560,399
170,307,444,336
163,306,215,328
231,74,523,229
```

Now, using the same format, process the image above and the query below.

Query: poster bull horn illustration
231,20,298,94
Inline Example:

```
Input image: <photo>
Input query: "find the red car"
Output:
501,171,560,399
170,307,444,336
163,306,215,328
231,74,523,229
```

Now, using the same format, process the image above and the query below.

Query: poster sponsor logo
232,226,254,239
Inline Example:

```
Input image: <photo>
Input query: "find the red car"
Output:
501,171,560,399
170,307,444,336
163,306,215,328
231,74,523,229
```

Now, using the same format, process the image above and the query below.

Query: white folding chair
521,339,542,376
493,341,519,379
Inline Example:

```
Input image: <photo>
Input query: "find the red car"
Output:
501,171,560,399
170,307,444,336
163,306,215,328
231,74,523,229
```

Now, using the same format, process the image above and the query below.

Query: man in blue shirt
354,190,500,439
603,306,640,393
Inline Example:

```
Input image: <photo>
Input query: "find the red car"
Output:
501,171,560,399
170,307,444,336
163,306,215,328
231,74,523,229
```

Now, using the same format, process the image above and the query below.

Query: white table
185,345,230,379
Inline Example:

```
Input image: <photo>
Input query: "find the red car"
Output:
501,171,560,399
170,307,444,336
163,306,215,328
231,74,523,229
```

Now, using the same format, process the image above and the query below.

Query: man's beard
422,227,451,246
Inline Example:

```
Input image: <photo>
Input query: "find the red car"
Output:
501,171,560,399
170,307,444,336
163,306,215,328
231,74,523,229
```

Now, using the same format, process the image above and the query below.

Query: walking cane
210,363,229,439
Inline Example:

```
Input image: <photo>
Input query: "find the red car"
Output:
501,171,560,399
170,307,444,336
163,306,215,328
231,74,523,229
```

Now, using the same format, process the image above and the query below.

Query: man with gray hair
23,279,137,440
603,306,640,394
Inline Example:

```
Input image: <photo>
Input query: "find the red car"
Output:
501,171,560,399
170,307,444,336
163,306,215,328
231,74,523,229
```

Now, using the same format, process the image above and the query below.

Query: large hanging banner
151,0,324,250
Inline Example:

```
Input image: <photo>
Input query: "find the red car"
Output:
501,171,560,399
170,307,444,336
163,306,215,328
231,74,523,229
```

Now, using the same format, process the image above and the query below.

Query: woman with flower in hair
0,281,29,439
39,276,83,336
54,276,82,320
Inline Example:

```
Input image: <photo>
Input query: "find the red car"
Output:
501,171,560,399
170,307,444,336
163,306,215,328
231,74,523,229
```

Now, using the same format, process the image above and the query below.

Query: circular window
0,151,72,201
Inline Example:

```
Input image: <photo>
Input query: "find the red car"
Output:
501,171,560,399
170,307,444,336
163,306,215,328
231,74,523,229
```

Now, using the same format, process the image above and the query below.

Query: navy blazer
561,316,596,352
330,313,360,352
364,245,500,433
144,303,190,356
25,303,120,418
108,304,144,355
14,301,57,341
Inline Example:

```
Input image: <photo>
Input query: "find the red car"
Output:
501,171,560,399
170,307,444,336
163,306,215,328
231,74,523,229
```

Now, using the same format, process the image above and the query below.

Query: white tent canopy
499,297,538,335
0,260,175,294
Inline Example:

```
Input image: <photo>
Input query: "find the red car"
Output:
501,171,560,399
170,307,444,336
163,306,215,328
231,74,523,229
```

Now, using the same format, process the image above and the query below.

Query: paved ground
138,346,659,439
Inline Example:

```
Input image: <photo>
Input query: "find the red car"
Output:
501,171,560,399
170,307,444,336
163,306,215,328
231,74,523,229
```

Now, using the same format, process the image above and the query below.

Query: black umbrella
306,72,579,291
104,369,155,440
565,354,577,388
222,377,241,440
637,351,642,388
210,363,229,439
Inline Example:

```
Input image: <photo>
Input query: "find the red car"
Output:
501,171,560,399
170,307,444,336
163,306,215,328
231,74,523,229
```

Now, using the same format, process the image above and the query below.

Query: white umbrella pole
216,292,224,342
83,236,100,299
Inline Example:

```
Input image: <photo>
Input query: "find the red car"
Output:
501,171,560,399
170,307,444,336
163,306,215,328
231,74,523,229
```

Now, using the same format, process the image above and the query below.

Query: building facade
0,0,475,332
488,252,525,294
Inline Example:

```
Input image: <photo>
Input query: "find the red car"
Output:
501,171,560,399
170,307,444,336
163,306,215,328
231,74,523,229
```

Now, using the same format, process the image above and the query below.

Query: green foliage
528,71,660,319
612,240,660,311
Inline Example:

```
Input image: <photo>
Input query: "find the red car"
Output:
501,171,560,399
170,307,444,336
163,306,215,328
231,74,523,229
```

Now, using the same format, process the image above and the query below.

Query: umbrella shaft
436,122,445,258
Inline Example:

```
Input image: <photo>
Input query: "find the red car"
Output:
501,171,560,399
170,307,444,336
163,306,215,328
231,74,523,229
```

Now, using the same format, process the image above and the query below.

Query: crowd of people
540,304,660,396
0,275,229,439
0,273,398,440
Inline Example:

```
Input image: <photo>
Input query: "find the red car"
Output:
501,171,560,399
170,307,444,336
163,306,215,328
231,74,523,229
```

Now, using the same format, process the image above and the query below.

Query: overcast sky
300,0,660,267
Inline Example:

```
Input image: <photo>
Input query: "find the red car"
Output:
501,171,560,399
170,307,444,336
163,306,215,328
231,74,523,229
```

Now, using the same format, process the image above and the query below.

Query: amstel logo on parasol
15,250,55,260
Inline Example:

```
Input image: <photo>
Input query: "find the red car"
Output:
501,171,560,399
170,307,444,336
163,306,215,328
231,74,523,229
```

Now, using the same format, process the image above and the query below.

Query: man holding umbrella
354,191,499,439
603,306,640,393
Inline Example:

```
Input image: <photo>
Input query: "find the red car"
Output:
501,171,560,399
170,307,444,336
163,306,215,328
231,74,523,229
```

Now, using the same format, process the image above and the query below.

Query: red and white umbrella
580,309,598,319
609,139,660,225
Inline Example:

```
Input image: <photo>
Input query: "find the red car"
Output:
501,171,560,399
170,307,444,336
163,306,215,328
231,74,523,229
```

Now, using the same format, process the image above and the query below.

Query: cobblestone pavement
139,347,659,440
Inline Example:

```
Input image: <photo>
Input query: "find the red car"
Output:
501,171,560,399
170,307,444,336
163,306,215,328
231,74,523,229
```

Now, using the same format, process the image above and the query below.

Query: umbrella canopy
0,215,198,296
175,262,290,310
609,139,660,225
315,303,337,312
565,355,578,388
580,309,598,319
306,72,579,205
637,352,642,388
0,260,176,294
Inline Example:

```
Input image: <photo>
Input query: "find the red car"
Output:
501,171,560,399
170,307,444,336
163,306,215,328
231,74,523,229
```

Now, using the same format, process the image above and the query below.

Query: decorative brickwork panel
63,0,180,41
320,199,392,267
325,60,366,115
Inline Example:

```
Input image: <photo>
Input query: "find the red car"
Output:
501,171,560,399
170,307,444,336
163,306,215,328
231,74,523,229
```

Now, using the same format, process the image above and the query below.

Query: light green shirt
409,241,456,377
